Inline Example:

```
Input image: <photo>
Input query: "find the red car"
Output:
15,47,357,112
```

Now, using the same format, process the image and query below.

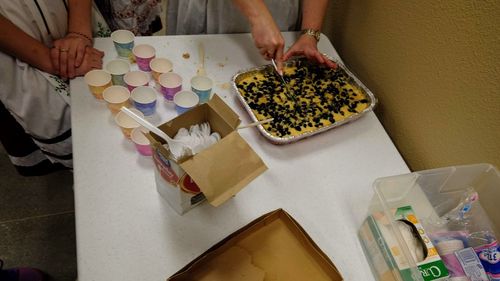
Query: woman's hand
50,34,92,79
74,47,104,77
283,35,337,69
250,13,285,70
71,46,104,77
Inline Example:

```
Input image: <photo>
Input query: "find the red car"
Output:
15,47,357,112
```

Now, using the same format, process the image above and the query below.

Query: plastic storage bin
359,163,500,281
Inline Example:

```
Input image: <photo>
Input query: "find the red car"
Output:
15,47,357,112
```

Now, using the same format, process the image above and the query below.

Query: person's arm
283,0,336,68
232,0,285,72
51,0,93,79
0,15,58,75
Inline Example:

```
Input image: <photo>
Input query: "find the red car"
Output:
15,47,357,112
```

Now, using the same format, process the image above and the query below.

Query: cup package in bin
359,164,500,281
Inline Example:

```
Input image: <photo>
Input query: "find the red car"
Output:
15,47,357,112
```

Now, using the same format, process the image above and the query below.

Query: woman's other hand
283,35,337,69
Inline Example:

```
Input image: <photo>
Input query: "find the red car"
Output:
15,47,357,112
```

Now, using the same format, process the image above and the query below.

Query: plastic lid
436,239,464,255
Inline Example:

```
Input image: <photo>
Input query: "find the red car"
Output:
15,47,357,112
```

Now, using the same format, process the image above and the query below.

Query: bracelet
68,31,93,44
301,29,321,42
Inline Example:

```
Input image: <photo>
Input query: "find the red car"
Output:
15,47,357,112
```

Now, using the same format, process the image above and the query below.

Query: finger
49,48,60,75
312,51,325,65
59,48,69,78
275,47,284,75
67,46,77,78
74,44,85,67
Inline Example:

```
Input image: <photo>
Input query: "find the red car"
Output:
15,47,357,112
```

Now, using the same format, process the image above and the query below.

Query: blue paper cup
111,30,135,59
105,59,130,86
131,86,157,116
173,90,199,115
190,75,213,104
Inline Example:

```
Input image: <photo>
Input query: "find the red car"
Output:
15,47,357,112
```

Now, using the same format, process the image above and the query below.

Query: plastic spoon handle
238,118,274,130
120,107,178,144
197,43,206,76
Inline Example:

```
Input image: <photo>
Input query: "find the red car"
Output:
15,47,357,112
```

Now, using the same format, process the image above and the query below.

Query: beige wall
322,0,500,171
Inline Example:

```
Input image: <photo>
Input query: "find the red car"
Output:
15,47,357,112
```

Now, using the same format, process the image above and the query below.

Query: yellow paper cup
114,108,144,138
150,58,173,82
84,70,112,100
102,85,131,115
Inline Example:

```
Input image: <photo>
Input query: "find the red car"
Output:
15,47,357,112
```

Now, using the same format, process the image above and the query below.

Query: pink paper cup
114,108,144,139
123,71,150,92
150,58,173,82
173,90,199,115
102,85,131,115
159,72,182,102
131,86,157,116
132,44,155,72
84,70,112,100
131,127,152,156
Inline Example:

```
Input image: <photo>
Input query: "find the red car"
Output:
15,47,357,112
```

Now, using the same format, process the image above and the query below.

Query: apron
167,0,301,35
0,0,72,168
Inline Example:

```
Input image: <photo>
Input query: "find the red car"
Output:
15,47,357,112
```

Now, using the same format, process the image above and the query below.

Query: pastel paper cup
111,29,135,59
131,86,157,116
132,44,156,72
105,59,130,86
150,58,173,82
84,69,112,100
102,85,131,115
191,75,213,104
159,72,182,102
114,108,144,139
123,71,150,92
131,127,152,156
173,90,199,115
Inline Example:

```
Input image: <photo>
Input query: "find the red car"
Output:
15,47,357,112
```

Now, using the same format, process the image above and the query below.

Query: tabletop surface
71,32,409,281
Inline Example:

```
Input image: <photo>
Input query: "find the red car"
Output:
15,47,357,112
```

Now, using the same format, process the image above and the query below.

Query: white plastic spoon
120,107,191,158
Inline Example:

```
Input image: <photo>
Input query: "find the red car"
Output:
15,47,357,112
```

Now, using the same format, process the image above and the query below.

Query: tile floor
0,145,77,281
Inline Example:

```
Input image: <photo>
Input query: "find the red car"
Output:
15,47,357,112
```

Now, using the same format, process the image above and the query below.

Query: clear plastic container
359,164,500,281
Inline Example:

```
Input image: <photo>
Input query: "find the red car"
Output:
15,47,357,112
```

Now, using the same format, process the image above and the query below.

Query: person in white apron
0,0,103,176
167,0,335,71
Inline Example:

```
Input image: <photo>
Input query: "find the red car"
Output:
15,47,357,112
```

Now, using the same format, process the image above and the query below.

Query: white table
71,32,409,281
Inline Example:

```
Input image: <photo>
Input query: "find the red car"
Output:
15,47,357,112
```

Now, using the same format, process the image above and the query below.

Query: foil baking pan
232,56,377,144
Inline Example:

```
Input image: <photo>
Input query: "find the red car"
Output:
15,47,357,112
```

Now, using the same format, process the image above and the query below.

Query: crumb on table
182,52,190,59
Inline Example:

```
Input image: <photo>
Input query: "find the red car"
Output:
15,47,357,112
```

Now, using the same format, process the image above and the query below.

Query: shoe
0,260,45,281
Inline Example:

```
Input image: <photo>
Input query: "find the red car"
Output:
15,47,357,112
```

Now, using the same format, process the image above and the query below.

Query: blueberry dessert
236,59,370,138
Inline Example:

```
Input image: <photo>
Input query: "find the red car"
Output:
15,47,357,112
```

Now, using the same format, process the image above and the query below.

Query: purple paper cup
132,44,155,72
159,72,182,102
131,127,152,156
173,90,199,115
131,86,157,116
123,71,150,92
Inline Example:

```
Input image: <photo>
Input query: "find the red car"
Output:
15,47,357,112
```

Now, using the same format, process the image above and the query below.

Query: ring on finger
60,48,69,52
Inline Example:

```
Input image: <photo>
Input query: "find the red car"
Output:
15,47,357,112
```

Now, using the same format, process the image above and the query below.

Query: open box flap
168,209,343,280
208,94,241,129
180,131,267,206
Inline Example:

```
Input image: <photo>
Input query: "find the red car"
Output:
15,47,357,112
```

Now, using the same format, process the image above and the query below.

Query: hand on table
50,34,92,79
283,35,337,69
74,47,104,77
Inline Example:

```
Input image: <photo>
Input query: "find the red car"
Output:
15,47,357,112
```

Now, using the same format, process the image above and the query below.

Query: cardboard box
147,95,268,214
168,209,343,281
